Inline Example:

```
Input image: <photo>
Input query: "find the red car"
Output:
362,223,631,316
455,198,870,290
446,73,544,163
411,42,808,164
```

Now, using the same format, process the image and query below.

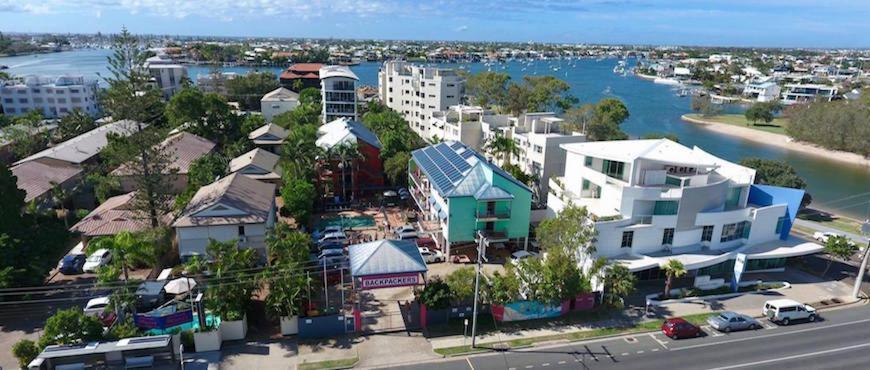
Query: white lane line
649,333,669,349
651,348,660,352
466,358,475,370
541,363,550,367
558,361,566,364
621,352,629,356
705,342,870,370
762,322,777,330
524,366,534,369
636,350,645,354
703,325,723,337
673,317,870,351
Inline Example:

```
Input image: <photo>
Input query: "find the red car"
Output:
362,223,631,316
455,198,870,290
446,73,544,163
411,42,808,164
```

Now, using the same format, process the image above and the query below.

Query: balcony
477,230,508,242
476,210,511,222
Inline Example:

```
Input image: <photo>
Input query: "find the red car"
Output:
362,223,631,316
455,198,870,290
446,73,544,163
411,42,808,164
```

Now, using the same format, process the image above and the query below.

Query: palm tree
604,263,637,307
90,231,152,282
50,181,72,228
483,133,520,166
662,259,687,299
280,124,322,179
329,142,363,202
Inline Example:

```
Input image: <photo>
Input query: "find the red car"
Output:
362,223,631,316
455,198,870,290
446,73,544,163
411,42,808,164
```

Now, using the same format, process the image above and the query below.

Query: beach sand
681,114,870,169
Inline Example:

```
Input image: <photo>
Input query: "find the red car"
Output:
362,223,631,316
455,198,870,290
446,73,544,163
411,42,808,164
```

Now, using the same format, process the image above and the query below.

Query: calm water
2,49,867,219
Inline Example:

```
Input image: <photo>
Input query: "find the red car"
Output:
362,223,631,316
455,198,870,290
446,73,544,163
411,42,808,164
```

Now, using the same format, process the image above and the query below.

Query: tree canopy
565,98,630,141
738,157,812,207
225,71,280,111
786,96,870,156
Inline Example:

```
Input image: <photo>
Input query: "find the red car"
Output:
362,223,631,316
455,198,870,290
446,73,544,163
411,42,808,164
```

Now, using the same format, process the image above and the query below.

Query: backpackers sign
359,273,420,290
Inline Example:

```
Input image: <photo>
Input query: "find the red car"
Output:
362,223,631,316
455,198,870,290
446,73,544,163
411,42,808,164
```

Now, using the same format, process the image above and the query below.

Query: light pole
471,230,487,348
851,220,870,299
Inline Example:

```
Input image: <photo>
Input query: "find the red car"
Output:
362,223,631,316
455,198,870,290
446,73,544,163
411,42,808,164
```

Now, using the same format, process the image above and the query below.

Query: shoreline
681,114,870,169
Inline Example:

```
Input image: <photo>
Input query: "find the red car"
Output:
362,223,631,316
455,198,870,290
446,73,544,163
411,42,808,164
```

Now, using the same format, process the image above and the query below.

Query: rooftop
12,158,83,203
248,123,290,144
320,65,359,80
228,148,282,181
261,87,300,102
174,173,275,227
348,239,427,278
316,118,381,149
70,192,173,237
15,119,144,165
112,132,215,176
411,141,530,198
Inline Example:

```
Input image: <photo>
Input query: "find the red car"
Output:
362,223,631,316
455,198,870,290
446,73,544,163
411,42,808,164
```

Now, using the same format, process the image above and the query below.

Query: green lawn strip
298,356,359,370
797,213,863,235
434,312,717,356
685,114,789,135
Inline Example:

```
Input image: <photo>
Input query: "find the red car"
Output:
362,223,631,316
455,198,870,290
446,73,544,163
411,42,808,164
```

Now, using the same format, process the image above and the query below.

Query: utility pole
851,220,870,299
471,231,486,348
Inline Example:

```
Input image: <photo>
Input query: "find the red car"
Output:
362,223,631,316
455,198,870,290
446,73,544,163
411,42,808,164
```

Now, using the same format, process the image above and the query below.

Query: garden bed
650,282,786,302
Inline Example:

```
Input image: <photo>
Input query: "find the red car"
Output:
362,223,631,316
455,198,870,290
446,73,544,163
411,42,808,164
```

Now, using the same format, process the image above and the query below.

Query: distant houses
0,75,100,118
279,63,323,91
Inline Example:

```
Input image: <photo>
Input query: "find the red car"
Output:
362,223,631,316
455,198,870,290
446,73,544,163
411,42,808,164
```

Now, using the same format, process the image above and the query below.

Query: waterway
1,49,867,219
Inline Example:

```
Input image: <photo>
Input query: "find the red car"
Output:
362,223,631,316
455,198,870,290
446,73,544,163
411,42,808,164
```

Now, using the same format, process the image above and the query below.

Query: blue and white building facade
547,139,820,284
0,75,100,118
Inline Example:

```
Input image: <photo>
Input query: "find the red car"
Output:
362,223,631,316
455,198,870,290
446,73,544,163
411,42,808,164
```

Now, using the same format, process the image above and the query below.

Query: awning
743,241,823,260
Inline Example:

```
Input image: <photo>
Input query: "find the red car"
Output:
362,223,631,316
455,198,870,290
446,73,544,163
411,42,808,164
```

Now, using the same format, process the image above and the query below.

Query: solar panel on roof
435,144,471,172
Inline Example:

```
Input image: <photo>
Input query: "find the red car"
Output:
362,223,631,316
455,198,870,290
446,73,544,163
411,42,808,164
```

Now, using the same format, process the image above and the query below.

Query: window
653,201,679,215
238,226,246,236
534,145,543,153
584,156,593,167
701,225,714,242
582,179,591,190
602,159,626,180
665,175,683,187
18,98,28,103
775,216,787,234
621,231,634,248
662,228,675,245
720,221,750,242
725,187,742,208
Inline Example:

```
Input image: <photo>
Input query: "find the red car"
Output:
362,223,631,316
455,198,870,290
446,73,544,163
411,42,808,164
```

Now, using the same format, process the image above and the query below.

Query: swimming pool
146,312,220,335
315,215,376,229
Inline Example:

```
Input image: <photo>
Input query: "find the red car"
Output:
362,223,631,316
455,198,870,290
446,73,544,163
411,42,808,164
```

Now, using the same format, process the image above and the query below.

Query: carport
348,239,428,333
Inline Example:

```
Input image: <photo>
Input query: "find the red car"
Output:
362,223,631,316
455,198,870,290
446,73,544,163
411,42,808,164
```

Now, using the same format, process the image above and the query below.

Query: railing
634,215,653,225
476,211,511,221
477,230,508,242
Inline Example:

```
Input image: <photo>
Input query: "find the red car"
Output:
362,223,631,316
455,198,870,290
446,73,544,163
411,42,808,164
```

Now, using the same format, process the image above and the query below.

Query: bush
12,339,39,368
418,277,451,309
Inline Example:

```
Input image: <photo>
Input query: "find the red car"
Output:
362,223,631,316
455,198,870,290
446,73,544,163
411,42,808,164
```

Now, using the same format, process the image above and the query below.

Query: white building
742,81,781,102
320,65,358,123
547,139,819,285
429,105,488,148
260,87,299,122
173,173,277,260
781,84,838,105
0,75,99,118
378,61,463,141
196,72,238,94
144,55,188,99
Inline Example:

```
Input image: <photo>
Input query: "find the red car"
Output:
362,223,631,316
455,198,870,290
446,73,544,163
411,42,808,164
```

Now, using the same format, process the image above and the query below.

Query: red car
661,318,701,339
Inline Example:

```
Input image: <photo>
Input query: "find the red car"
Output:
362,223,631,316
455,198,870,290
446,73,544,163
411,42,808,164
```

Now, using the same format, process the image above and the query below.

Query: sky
1,0,869,48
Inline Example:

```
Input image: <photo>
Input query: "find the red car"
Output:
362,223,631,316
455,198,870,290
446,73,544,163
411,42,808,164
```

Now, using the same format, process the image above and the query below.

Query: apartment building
0,75,99,118
408,141,532,256
320,65,358,124
547,139,819,285
144,55,188,99
781,83,837,105
378,61,463,141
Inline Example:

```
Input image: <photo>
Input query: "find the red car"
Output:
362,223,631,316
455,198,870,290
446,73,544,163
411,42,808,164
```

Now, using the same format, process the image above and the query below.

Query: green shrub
12,339,39,368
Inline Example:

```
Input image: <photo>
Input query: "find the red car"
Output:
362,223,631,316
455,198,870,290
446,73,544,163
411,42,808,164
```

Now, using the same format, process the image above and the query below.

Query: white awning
743,241,823,260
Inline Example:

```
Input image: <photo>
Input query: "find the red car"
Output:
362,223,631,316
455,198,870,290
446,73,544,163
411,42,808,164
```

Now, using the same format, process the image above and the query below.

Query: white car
510,250,540,264
83,249,112,273
84,296,111,316
394,224,416,236
418,247,444,263
318,232,349,247
763,299,817,325
813,231,842,243
313,226,343,240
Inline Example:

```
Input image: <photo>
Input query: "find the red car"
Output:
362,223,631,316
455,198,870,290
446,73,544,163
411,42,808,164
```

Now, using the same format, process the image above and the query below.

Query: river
2,49,867,219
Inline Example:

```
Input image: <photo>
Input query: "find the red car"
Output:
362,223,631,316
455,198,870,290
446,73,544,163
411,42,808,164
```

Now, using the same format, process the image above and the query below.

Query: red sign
359,273,420,290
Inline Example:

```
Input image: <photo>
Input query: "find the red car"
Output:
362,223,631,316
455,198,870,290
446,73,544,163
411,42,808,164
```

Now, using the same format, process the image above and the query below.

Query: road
380,304,870,370
793,218,868,245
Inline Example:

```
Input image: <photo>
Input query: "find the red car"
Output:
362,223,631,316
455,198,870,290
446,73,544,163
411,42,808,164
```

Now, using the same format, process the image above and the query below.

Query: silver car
707,311,761,333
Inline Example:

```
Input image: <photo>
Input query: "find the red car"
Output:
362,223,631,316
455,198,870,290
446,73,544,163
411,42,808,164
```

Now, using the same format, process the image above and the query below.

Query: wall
261,100,299,122
176,223,268,257
298,314,350,339
747,184,804,240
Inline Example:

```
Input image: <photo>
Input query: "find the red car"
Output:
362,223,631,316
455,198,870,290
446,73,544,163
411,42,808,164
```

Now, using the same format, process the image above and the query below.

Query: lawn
298,356,359,370
798,211,864,235
432,311,718,356
685,114,790,135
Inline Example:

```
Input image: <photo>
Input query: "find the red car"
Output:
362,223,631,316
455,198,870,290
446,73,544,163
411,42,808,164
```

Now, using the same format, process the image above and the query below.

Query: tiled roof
173,173,275,227
248,123,290,144
12,158,83,202
228,148,282,181
261,87,300,102
14,119,143,165
348,239,427,277
316,118,382,149
111,132,215,176
69,192,173,237
410,141,529,199
288,63,324,73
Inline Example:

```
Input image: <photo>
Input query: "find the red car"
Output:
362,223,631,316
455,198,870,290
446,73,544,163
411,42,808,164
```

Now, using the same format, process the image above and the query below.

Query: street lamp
851,220,870,299
471,230,487,348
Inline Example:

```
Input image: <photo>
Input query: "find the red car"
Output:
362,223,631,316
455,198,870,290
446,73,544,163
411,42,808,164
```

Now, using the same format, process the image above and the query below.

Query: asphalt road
380,304,870,370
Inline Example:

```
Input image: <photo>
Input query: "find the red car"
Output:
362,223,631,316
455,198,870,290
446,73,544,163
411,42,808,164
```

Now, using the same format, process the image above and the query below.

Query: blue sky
1,0,868,48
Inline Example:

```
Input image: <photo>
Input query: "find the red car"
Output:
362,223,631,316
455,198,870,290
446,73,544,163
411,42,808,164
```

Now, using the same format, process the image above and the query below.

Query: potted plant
193,320,222,352
201,239,261,342
265,226,312,336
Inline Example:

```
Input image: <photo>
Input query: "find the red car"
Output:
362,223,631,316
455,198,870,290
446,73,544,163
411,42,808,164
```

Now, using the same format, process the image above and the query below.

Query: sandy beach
681,114,870,169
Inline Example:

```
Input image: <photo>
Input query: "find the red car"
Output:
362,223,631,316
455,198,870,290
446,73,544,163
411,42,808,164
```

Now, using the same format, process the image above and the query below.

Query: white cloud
455,25,468,32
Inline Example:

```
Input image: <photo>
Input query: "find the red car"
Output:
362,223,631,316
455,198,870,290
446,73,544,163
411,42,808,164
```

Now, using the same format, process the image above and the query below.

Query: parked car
661,317,702,339
510,250,539,264
416,237,437,250
317,249,346,269
419,247,445,263
58,253,86,275
707,311,761,333
397,188,410,200
83,248,112,273
763,299,817,325
84,296,111,316
382,190,399,206
394,224,416,236
813,231,842,243
313,225,344,241
397,231,419,241
318,231,349,247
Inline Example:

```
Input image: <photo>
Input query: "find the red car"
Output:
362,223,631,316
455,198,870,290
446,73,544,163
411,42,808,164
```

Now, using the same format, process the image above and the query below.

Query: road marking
621,352,629,356
541,363,550,367
762,322,777,330
649,333,669,349
558,361,566,364
636,350,644,354
584,344,598,361
704,341,870,370
703,325,723,337
466,358,475,370
524,366,533,369
651,348,660,352
673,317,870,351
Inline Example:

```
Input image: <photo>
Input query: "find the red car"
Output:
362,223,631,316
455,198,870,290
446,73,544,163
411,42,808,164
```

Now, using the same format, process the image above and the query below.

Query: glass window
582,179,590,190
725,187,742,208
665,175,682,187
775,216,787,234
653,201,679,215
621,231,634,248
662,228,675,245
721,221,750,242
584,156,593,167
701,225,714,242
602,159,625,180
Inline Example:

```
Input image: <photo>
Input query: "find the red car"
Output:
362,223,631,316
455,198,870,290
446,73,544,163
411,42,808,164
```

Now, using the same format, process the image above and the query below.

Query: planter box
280,315,299,336
193,329,222,353
220,315,248,341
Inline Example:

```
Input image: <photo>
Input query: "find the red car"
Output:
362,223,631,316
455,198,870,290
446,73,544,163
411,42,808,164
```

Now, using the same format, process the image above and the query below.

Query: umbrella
164,277,197,295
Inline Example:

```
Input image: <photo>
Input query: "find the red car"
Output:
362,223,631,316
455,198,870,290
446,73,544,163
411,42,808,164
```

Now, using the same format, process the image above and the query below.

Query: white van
763,299,817,325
